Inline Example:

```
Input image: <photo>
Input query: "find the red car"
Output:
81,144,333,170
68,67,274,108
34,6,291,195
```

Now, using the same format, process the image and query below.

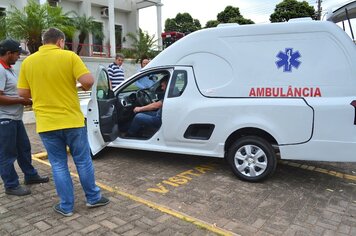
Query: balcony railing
65,42,111,58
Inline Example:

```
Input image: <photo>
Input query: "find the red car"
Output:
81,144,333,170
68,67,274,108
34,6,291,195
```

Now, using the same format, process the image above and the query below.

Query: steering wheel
136,89,153,106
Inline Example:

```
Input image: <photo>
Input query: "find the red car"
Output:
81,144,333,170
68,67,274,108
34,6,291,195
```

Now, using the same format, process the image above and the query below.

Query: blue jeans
39,127,101,213
128,111,161,136
0,119,38,189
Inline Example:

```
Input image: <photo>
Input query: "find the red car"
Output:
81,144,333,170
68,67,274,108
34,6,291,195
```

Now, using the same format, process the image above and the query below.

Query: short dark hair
42,27,65,44
115,53,124,59
140,55,149,64
160,74,169,84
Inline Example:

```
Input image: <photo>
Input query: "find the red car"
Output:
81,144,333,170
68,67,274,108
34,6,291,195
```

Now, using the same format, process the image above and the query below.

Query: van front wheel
227,136,277,182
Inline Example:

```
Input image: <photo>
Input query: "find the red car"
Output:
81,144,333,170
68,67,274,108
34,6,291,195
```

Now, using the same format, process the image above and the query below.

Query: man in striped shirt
107,53,125,88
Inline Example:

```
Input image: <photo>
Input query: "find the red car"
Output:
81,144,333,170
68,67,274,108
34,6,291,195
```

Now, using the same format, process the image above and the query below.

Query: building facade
0,0,163,57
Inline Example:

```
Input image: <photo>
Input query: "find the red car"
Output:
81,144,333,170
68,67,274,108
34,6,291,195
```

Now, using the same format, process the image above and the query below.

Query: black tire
227,136,277,182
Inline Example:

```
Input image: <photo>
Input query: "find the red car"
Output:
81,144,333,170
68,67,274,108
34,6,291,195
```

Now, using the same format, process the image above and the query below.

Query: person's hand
133,107,142,113
21,98,32,106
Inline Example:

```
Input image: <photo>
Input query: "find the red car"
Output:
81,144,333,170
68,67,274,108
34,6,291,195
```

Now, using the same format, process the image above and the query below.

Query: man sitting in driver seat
127,76,169,137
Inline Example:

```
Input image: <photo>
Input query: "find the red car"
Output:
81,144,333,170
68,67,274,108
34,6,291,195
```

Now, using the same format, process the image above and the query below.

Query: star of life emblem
275,48,301,72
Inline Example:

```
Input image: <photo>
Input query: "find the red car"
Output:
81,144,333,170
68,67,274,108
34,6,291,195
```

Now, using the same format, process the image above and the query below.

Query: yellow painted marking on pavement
345,174,356,181
279,160,356,182
315,168,329,174
32,152,48,160
31,147,70,160
31,156,235,236
147,164,216,194
287,162,301,168
307,166,315,171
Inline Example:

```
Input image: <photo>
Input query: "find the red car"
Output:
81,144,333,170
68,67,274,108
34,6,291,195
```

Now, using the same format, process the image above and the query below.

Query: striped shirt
107,62,124,88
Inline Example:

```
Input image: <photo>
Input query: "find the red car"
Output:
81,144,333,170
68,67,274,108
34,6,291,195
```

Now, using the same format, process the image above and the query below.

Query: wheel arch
224,127,279,157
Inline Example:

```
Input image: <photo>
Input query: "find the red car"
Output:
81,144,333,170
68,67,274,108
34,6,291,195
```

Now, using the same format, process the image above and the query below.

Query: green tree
72,13,104,55
270,0,316,22
126,28,157,61
217,6,241,23
205,5,254,28
217,6,254,24
205,20,220,28
164,13,201,34
4,0,74,53
0,15,6,40
164,19,178,32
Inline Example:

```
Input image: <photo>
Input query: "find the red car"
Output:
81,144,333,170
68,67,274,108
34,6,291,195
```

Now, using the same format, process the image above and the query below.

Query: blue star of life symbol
275,48,301,72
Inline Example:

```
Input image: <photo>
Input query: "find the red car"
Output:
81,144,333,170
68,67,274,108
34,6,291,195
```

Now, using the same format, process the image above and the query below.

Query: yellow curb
32,156,236,236
279,160,356,182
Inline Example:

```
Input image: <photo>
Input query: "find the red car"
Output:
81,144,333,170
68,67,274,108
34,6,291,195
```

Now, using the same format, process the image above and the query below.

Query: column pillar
156,2,163,50
108,0,116,57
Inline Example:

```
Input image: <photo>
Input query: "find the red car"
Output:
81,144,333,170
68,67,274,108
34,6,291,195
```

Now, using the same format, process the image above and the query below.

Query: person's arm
107,65,115,79
107,65,114,88
1,90,32,105
77,73,94,91
134,100,162,113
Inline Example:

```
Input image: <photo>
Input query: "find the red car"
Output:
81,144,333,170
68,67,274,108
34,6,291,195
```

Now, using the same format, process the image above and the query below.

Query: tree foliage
205,6,254,28
205,20,220,28
0,15,6,40
71,13,104,54
3,0,74,53
126,28,157,61
164,13,201,34
270,0,316,22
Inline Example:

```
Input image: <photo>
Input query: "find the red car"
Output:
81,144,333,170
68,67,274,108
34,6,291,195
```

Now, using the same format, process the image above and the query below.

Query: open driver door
86,65,119,155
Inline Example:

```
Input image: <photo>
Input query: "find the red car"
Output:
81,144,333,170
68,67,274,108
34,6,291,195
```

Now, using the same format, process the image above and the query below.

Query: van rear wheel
227,136,277,182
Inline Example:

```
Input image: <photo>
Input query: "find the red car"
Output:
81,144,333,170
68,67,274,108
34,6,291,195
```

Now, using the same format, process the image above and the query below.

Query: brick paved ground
90,147,356,236
1,123,355,235
0,124,217,236
0,160,217,236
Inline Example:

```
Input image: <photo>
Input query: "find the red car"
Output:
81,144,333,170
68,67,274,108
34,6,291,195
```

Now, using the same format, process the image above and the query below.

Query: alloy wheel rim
234,144,268,177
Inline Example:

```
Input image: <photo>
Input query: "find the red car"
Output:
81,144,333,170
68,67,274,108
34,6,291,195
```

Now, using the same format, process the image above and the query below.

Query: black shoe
53,204,73,217
5,185,31,196
24,174,49,185
86,196,110,208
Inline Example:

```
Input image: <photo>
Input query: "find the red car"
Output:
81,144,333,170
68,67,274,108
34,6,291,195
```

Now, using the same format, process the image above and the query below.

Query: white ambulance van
86,19,356,182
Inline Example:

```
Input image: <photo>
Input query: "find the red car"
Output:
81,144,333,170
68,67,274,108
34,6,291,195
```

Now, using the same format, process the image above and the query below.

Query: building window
47,0,59,7
93,22,103,53
115,25,122,51
0,7,6,17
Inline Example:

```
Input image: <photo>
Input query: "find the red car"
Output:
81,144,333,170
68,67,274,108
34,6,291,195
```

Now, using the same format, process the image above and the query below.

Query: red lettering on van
249,87,322,97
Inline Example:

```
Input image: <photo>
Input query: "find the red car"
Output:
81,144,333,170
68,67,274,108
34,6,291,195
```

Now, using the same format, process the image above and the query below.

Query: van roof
148,20,350,68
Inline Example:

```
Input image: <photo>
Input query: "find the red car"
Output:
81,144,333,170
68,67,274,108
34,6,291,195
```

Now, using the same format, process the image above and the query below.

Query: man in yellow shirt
18,28,109,217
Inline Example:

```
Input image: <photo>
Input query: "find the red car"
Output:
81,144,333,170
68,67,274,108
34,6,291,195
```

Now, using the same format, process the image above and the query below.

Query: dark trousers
127,111,161,136
0,119,37,189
